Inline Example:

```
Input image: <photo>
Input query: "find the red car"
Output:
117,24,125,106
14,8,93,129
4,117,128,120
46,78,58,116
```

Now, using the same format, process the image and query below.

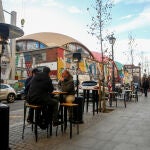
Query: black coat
142,80,149,90
28,72,54,104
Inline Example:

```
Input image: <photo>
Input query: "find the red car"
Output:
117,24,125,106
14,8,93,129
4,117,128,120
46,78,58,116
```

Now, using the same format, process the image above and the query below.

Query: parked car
79,81,108,96
0,84,16,103
16,87,25,100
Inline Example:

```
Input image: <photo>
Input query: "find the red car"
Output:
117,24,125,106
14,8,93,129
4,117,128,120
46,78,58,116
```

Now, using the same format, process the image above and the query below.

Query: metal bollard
0,103,10,150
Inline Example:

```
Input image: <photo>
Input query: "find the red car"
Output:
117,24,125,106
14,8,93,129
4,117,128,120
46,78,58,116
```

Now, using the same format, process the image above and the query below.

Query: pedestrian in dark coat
142,78,149,97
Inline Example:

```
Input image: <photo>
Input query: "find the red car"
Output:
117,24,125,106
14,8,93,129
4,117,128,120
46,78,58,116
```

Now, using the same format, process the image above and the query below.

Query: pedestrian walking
142,78,149,97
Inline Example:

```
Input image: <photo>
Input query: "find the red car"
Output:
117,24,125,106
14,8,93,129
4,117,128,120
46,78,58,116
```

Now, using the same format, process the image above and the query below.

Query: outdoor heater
0,23,24,150
0,23,24,82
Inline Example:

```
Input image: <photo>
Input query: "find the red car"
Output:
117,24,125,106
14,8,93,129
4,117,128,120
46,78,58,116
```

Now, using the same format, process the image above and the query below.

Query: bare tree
87,0,114,112
128,33,137,83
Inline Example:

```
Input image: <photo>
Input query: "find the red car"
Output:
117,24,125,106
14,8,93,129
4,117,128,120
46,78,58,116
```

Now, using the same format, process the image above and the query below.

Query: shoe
58,114,62,119
27,118,33,124
53,121,63,127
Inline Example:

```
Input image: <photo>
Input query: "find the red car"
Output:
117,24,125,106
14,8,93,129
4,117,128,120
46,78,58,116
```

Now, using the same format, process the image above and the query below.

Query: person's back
28,72,54,105
27,66,61,126
143,79,149,89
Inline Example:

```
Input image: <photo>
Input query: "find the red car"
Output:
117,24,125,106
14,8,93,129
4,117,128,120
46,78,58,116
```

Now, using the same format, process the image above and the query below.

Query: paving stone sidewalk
9,94,150,150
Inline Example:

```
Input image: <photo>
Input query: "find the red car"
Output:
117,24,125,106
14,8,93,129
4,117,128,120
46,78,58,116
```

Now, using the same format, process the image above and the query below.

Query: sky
2,0,150,73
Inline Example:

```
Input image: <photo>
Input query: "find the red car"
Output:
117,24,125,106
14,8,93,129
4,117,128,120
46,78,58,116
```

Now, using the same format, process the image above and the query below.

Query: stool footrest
26,103,41,109
60,103,78,107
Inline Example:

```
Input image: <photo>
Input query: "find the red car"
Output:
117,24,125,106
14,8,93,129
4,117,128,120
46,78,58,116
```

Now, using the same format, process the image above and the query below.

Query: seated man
58,70,75,103
28,67,61,126
24,68,39,123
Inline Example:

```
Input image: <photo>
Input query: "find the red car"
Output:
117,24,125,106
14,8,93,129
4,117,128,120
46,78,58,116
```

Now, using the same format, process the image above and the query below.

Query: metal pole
112,43,115,92
0,0,5,23
76,62,79,97
131,49,133,82
0,0,4,83
0,51,1,83
10,11,17,80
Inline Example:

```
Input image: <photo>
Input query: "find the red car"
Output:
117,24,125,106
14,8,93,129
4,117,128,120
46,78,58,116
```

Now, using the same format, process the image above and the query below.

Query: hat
32,68,39,74
43,67,51,74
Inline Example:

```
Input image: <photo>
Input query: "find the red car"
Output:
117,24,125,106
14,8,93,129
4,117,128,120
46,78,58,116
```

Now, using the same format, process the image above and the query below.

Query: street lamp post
109,34,116,92
138,63,141,87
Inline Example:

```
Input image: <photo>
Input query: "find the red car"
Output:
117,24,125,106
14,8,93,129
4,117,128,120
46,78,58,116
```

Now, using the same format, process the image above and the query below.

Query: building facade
124,64,141,84
16,32,97,80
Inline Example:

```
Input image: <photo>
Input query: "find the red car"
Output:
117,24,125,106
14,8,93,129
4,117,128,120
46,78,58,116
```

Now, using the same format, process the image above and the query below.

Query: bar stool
22,101,50,142
60,103,79,139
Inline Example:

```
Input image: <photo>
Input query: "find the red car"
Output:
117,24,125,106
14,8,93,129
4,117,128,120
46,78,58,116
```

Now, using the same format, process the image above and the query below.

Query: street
8,100,24,111
6,94,150,150
6,100,24,127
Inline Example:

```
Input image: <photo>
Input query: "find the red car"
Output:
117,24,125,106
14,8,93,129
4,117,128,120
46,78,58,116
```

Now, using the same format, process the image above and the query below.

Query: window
0,84,9,89
27,41,39,50
40,43,46,49
16,41,26,51
33,52,46,64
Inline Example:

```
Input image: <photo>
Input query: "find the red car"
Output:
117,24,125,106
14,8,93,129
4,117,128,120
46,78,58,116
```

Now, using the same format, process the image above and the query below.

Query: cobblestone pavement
9,94,150,150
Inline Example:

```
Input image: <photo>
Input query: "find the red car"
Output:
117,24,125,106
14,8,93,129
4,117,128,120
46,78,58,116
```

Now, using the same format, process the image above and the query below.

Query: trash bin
73,96,84,124
0,103,10,150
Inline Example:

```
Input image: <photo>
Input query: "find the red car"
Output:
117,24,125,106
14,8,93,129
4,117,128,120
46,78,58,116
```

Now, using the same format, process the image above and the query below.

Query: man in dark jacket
24,68,39,123
28,67,61,126
142,78,149,97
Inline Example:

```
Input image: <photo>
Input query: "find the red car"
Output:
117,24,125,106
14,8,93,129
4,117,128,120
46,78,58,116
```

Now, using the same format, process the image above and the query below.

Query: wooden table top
82,88,99,91
52,91,68,95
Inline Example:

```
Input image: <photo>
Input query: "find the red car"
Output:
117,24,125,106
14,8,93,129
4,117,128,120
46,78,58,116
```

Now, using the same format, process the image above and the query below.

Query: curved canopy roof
18,32,82,47
17,32,94,58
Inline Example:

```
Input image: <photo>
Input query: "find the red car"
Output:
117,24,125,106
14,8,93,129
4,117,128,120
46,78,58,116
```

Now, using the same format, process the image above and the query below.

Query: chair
22,101,51,142
130,90,138,102
60,103,79,139
109,93,117,107
116,92,126,108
